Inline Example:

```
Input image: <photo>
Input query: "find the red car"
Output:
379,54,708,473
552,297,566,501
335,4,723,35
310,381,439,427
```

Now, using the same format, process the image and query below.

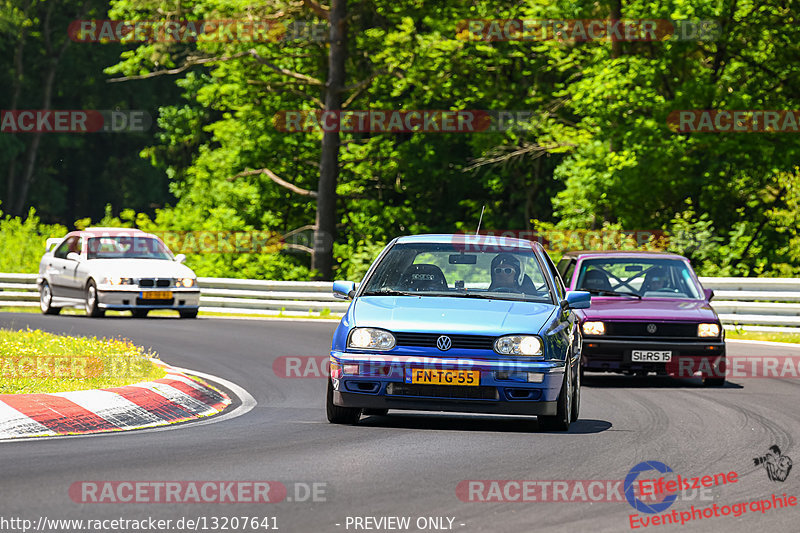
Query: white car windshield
86,236,173,260
360,242,552,302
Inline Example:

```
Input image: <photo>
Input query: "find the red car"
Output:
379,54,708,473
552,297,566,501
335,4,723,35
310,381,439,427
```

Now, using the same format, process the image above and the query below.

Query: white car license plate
632,350,672,362
141,291,173,299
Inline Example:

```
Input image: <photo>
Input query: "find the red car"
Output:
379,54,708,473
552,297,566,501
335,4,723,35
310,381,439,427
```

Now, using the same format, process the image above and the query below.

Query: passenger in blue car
488,253,538,293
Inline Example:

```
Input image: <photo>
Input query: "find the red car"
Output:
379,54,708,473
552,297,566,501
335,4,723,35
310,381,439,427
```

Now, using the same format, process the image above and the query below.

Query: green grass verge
725,329,800,344
0,328,166,394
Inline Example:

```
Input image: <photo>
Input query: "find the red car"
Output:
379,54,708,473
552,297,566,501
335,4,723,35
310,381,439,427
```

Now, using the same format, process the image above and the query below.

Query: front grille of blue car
393,332,495,350
386,383,499,400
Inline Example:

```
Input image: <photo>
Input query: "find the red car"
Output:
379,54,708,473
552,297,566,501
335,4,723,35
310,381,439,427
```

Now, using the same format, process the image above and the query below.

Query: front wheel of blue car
538,369,572,432
571,364,580,423
326,379,361,425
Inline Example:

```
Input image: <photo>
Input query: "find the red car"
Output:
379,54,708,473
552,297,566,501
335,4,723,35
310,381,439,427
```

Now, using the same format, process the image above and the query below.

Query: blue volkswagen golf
327,234,590,431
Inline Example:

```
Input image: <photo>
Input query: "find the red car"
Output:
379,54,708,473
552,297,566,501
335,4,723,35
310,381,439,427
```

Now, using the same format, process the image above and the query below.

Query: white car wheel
39,282,60,315
85,281,105,318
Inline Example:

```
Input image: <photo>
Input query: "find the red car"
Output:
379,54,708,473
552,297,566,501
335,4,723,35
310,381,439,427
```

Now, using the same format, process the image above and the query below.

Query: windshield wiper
420,291,547,302
443,292,498,299
361,289,416,296
585,289,642,299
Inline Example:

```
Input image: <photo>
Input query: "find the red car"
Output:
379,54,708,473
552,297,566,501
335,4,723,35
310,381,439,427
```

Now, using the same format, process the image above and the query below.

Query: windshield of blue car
360,242,552,302
575,258,703,299
86,236,174,260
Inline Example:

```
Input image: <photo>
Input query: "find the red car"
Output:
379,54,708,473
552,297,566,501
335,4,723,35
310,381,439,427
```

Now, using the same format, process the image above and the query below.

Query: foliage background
2,0,799,280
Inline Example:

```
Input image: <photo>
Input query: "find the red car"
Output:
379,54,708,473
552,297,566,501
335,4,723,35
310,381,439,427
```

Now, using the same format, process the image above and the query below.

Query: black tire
703,377,726,387
571,362,580,422
362,409,389,416
131,309,149,318
85,280,105,317
326,379,361,424
39,282,60,315
179,309,198,319
538,366,572,431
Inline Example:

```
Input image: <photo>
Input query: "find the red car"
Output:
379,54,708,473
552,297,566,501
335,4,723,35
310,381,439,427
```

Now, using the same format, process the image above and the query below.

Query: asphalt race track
1,312,799,533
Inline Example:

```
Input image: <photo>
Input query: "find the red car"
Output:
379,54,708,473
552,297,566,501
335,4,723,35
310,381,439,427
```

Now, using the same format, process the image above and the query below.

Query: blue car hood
352,296,556,335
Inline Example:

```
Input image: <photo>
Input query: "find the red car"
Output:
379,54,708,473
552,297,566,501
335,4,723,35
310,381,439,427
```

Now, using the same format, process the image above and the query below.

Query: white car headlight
698,323,720,337
582,321,605,335
494,335,542,356
176,278,196,288
348,328,396,350
103,276,133,285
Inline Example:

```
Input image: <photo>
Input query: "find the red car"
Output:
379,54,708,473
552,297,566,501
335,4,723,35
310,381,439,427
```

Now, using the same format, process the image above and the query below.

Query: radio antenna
475,205,486,235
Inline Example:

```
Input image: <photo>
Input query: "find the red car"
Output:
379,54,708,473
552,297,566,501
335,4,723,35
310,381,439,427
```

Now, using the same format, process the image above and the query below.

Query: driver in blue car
489,253,537,293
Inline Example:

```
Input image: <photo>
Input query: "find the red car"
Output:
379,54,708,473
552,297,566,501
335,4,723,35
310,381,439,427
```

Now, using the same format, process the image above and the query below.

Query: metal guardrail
2,273,800,327
699,277,800,329
0,274,349,317
196,277,348,315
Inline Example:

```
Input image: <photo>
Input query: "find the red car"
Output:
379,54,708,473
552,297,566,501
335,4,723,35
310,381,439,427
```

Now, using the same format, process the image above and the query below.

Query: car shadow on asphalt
582,374,743,389
41,313,183,320
356,413,612,434
97,315,182,319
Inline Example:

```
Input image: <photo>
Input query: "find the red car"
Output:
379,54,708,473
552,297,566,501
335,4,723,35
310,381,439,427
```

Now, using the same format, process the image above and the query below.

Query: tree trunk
5,2,33,214
610,0,622,59
607,0,622,156
13,61,55,214
12,2,71,215
312,0,346,280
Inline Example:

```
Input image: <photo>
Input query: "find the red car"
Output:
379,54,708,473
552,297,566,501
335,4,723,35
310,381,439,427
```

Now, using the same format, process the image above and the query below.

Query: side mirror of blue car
564,290,591,309
332,280,356,300
703,288,714,301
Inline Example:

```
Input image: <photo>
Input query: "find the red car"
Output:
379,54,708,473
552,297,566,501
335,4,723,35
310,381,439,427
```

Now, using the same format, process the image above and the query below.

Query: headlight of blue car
348,328,396,350
494,335,542,356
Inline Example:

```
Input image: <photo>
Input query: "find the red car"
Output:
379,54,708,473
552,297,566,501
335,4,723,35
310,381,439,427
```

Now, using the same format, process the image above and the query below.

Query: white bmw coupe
38,227,200,318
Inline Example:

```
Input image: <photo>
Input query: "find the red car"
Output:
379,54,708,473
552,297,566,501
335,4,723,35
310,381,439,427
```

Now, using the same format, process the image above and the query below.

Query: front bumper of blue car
330,351,567,416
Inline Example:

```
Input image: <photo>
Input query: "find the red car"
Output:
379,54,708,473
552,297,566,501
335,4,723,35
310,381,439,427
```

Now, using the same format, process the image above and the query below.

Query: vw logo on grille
647,324,658,334
436,335,452,351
